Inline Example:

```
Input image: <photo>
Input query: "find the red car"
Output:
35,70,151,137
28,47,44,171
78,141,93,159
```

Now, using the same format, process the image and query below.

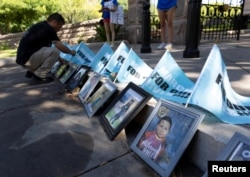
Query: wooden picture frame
84,79,117,118
100,82,152,140
59,64,79,84
66,66,90,92
203,132,250,177
130,99,204,177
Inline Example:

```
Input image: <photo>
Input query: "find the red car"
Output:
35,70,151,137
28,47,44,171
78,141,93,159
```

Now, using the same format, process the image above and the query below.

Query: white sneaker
165,43,172,51
156,43,166,50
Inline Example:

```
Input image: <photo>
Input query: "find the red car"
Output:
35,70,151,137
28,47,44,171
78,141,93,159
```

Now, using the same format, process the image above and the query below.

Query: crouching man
16,12,76,83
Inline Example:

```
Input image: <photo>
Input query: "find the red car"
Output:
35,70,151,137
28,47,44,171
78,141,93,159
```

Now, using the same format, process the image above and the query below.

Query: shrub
94,19,121,42
0,42,10,50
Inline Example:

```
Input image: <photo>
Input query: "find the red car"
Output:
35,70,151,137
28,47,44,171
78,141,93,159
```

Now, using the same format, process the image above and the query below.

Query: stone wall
0,19,100,48
0,18,128,49
58,19,100,44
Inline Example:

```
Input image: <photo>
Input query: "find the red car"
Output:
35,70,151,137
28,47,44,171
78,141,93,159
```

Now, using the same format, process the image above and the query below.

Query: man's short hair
47,13,65,25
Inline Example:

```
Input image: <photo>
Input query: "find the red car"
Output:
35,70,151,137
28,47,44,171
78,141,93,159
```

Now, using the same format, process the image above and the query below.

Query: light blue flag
115,49,153,85
91,43,114,74
186,44,250,124
70,42,95,66
102,41,129,76
141,51,194,103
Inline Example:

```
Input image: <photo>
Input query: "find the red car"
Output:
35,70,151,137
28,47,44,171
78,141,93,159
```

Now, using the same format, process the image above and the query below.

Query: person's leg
166,6,176,50
109,23,115,47
157,9,167,49
26,47,60,79
103,19,111,44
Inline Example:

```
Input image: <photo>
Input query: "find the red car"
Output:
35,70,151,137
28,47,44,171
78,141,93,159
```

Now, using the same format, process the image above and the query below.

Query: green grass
0,49,17,58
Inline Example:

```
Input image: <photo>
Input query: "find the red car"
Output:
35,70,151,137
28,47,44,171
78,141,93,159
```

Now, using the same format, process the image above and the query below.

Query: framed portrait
66,66,90,92
100,82,152,140
78,72,102,104
203,132,250,177
130,99,204,177
50,61,62,75
59,64,80,84
54,63,68,79
84,79,117,118
217,132,250,161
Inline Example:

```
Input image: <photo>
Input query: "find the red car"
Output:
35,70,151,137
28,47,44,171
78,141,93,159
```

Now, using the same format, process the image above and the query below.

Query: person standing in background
156,0,177,51
99,0,118,47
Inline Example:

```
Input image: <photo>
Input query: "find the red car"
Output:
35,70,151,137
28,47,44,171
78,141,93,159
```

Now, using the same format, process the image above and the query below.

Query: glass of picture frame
66,66,90,92
54,63,68,79
130,99,204,177
59,64,80,84
78,72,102,104
203,132,250,177
50,61,62,75
100,82,152,140
84,79,117,118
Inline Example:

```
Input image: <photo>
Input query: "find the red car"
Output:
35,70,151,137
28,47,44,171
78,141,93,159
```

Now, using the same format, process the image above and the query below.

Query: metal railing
150,15,161,43
200,1,244,40
150,0,246,42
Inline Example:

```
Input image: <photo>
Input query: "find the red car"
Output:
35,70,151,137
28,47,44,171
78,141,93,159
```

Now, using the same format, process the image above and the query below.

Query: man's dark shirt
16,21,59,65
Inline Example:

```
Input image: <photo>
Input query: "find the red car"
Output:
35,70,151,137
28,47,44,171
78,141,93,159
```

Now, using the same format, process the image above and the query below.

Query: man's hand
71,50,76,56
58,57,69,65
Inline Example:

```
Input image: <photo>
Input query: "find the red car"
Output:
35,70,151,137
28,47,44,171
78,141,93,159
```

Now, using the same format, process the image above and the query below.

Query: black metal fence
150,15,161,43
200,0,245,40
150,0,247,42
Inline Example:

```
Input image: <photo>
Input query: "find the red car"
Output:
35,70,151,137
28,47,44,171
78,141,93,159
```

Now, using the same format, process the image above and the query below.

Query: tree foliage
57,0,102,23
0,0,59,34
0,0,104,34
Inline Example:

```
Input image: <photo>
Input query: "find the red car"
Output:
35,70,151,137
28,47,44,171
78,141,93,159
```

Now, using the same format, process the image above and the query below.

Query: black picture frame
59,64,80,84
100,82,152,140
66,66,90,92
78,72,102,104
130,99,204,177
84,79,117,118
202,132,250,177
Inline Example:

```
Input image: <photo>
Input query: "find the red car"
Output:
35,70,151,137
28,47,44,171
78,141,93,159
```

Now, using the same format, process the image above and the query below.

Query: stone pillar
126,0,143,44
173,0,189,45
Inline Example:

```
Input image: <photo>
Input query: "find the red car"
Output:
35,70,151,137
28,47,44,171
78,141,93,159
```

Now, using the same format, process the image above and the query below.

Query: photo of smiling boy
137,116,172,164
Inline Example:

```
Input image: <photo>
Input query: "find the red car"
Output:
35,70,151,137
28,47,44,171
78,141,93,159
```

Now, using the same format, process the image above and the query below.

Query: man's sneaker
25,71,34,78
165,43,173,51
33,75,54,84
156,43,166,50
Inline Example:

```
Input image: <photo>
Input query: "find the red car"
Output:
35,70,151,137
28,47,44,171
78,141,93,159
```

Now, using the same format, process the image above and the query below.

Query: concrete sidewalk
0,36,250,177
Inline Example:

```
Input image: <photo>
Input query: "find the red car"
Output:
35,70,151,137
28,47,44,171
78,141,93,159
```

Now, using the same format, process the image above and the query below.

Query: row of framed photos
50,61,249,177
51,61,153,140
51,61,91,92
